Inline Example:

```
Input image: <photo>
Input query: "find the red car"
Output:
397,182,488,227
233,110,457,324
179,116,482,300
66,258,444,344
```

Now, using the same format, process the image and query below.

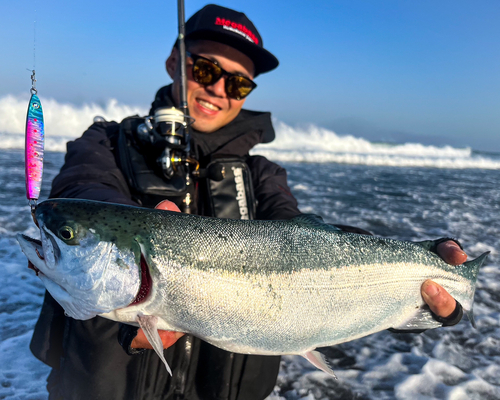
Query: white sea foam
253,121,500,169
254,149,500,169
1,94,499,169
263,121,472,157
1,151,499,399
0,94,147,152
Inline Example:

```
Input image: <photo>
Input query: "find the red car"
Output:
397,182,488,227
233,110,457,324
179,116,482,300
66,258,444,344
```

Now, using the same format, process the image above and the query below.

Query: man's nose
206,76,227,98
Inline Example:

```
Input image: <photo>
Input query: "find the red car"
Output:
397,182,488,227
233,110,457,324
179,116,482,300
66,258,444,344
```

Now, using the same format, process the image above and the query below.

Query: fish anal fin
303,350,337,378
392,305,442,331
136,314,172,376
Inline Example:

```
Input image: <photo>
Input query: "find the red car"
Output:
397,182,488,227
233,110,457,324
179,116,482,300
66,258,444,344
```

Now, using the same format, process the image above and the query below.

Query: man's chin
191,112,239,133
191,117,222,133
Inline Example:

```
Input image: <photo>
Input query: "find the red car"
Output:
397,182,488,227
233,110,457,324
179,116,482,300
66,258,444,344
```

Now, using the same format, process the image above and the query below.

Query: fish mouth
129,253,152,306
29,260,42,275
18,235,45,276
19,233,151,306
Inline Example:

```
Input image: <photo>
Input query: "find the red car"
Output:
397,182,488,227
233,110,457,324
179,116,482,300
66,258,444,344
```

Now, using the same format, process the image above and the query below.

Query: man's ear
166,47,179,79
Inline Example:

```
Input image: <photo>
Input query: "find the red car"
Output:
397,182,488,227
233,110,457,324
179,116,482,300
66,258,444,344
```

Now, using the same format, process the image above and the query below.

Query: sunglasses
186,51,257,100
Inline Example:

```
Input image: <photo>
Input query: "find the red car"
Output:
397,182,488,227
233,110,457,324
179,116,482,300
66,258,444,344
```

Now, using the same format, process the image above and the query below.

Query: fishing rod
148,0,198,213
177,0,188,119
177,0,194,214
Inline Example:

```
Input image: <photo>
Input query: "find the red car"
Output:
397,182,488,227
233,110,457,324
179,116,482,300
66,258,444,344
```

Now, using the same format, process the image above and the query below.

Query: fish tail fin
466,309,477,329
455,251,489,326
392,251,489,332
459,251,490,283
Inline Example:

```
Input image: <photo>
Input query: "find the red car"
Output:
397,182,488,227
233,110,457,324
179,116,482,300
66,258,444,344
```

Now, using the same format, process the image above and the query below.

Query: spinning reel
137,107,199,179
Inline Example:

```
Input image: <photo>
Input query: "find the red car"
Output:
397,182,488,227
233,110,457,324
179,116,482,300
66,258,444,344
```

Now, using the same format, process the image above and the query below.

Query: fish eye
59,226,75,241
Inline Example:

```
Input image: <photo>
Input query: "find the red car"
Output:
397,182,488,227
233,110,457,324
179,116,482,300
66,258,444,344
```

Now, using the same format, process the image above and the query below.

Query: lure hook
29,199,39,227
30,70,37,95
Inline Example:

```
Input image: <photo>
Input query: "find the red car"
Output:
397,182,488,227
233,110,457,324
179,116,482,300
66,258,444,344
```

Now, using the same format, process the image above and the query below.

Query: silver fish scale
137,213,472,355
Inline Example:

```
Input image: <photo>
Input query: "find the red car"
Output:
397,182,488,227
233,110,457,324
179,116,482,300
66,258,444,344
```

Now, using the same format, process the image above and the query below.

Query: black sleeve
49,121,136,206
416,237,464,254
30,291,67,368
118,324,145,355
246,155,301,220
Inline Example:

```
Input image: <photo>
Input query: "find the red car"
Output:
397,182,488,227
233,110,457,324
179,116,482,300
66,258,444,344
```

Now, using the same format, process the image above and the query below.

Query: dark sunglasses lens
226,76,254,100
192,58,221,85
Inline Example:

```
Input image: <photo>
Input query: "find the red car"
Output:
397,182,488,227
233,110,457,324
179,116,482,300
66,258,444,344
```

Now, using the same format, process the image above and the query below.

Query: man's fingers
131,329,185,349
155,200,181,212
158,330,185,348
436,241,467,266
421,280,456,318
427,241,464,321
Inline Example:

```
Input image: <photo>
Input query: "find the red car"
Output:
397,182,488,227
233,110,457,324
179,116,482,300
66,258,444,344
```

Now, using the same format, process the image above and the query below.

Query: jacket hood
150,85,275,163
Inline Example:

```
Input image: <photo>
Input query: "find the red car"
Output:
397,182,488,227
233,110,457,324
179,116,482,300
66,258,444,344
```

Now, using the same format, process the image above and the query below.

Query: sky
1,0,499,152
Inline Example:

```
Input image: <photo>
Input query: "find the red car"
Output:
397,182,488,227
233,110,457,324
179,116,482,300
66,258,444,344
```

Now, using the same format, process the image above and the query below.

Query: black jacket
31,86,301,400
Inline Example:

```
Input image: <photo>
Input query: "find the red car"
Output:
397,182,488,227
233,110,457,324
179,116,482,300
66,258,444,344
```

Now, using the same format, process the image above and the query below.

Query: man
30,4,466,400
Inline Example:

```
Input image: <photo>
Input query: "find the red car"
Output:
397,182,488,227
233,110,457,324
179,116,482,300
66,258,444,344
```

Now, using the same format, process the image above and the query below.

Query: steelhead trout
18,199,488,375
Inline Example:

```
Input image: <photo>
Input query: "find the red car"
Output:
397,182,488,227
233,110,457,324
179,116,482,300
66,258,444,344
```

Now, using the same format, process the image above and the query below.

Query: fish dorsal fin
303,350,337,378
136,314,172,375
291,214,341,232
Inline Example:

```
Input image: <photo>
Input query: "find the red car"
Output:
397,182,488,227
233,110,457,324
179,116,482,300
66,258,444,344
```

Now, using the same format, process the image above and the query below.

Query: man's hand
421,241,467,319
131,329,185,350
131,199,185,350
154,200,182,212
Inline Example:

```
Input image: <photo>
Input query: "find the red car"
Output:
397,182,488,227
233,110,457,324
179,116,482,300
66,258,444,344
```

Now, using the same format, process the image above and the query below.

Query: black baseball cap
183,4,279,76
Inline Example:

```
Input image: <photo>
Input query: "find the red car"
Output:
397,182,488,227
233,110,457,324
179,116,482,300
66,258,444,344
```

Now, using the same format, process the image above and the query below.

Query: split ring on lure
25,70,44,224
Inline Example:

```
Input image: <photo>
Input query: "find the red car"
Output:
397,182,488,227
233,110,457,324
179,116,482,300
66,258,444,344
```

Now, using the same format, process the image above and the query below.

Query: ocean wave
253,149,500,169
0,94,147,152
266,121,473,158
1,95,498,169
252,121,500,169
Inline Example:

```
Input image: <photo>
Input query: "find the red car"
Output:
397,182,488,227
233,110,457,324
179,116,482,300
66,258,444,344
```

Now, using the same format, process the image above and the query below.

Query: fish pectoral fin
302,350,337,378
136,314,172,376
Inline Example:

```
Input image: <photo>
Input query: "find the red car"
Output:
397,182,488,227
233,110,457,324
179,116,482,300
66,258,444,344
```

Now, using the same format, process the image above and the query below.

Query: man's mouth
197,98,220,112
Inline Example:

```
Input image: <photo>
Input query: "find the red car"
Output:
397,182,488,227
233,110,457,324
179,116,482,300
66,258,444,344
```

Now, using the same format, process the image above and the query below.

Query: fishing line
33,15,36,71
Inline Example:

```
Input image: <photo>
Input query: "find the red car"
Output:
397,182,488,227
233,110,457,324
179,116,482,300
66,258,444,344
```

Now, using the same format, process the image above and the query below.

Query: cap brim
185,30,279,76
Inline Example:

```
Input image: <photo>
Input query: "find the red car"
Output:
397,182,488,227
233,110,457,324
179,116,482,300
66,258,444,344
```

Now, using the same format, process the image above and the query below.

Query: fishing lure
25,70,44,218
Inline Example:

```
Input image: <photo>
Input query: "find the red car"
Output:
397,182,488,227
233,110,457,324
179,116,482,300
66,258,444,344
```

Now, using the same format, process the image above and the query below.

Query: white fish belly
153,261,470,355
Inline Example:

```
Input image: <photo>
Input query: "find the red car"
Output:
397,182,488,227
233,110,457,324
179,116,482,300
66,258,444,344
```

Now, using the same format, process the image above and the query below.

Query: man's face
167,40,255,133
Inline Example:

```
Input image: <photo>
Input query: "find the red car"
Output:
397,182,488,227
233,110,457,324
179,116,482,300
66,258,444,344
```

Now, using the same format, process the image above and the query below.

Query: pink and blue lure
25,70,44,217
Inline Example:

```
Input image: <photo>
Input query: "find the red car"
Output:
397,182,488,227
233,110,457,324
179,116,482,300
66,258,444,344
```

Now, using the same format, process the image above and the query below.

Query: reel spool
137,107,198,179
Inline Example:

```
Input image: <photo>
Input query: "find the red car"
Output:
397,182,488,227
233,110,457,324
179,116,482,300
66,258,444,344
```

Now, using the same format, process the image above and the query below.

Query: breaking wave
253,121,500,169
0,94,147,152
1,94,499,169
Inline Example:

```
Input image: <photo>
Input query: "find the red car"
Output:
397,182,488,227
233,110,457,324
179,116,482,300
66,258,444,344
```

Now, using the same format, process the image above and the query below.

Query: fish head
17,199,142,320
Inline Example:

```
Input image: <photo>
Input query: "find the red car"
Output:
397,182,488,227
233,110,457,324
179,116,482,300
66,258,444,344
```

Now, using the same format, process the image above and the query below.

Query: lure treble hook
30,69,37,95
